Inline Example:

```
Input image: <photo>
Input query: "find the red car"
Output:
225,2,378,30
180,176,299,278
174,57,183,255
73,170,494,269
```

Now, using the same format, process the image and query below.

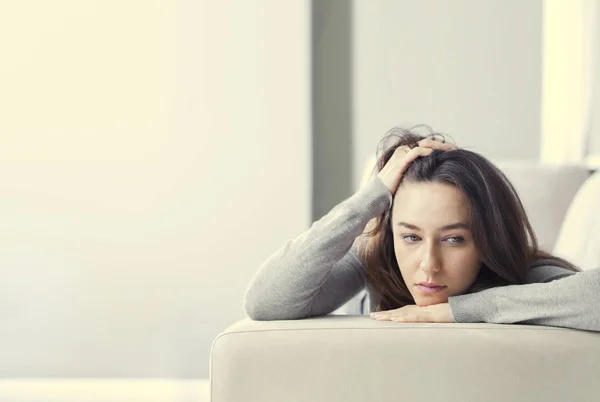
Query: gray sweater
243,176,600,332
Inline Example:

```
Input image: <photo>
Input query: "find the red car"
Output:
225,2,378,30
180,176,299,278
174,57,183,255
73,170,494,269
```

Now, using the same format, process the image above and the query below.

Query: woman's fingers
406,145,434,161
417,137,458,150
393,146,434,177
393,144,433,159
377,137,456,195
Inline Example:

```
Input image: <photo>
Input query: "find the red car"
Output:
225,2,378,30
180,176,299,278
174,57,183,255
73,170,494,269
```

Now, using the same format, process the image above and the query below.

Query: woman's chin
414,296,448,307
415,299,433,307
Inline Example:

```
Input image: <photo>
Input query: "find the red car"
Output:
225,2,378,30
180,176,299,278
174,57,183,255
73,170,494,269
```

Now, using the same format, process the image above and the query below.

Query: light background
0,0,546,379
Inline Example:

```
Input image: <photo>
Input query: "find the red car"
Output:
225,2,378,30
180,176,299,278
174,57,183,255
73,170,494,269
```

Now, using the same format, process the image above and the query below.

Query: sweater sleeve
448,265,600,332
243,177,393,320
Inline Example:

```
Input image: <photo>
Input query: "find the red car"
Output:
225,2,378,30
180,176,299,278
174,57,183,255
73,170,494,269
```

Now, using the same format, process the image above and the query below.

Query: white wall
0,0,311,379
352,0,543,188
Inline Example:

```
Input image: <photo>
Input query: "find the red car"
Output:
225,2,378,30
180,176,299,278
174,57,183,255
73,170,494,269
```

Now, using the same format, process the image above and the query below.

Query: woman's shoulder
526,258,578,284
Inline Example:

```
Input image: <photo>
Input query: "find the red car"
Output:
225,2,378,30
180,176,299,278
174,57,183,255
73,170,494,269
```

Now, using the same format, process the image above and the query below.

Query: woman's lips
416,285,446,294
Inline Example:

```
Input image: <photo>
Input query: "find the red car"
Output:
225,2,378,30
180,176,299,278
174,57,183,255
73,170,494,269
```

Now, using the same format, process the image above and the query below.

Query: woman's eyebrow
396,222,470,231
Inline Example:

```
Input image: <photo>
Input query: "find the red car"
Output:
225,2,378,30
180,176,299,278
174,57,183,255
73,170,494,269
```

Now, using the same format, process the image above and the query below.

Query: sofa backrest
553,170,600,270
493,162,591,252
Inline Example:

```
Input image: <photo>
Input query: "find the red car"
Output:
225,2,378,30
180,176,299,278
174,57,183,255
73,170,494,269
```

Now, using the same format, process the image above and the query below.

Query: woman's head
358,125,580,311
391,179,481,307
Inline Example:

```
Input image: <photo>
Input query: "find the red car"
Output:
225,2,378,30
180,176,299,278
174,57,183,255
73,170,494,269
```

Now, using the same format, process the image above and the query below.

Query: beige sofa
211,163,600,402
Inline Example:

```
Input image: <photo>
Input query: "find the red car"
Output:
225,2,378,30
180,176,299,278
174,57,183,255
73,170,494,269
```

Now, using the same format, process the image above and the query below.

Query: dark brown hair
357,125,581,312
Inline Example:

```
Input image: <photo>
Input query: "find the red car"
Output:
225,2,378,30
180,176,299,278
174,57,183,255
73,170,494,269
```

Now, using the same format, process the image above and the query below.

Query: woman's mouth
416,285,446,294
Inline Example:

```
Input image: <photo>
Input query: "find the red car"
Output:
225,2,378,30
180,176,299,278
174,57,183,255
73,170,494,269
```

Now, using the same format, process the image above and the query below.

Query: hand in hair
376,137,457,195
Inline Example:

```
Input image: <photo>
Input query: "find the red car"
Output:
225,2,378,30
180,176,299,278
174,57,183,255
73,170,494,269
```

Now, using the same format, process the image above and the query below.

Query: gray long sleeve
243,177,392,320
448,267,600,332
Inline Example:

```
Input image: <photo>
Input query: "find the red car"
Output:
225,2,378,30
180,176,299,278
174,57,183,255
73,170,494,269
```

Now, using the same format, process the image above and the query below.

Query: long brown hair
357,125,581,312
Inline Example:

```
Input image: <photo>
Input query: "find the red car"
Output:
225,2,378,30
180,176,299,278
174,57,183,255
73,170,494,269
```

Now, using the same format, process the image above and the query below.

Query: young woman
243,126,600,332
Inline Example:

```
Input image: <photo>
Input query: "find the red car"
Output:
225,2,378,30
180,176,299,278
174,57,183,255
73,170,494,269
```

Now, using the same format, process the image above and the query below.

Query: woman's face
391,181,482,307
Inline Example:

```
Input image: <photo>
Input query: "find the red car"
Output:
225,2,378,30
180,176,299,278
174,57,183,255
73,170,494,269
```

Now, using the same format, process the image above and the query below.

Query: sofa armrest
210,315,600,402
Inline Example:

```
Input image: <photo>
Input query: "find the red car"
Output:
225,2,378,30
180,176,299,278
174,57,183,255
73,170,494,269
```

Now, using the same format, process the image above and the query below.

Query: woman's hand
376,137,457,195
369,303,455,323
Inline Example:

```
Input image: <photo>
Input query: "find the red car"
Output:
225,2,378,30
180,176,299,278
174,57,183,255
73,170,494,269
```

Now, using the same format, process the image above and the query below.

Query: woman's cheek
393,242,412,269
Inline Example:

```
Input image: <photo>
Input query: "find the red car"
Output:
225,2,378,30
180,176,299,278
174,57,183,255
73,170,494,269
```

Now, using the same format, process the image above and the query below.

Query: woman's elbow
243,295,309,321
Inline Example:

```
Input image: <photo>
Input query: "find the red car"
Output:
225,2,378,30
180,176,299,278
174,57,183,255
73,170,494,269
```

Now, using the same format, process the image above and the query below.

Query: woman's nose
419,248,441,273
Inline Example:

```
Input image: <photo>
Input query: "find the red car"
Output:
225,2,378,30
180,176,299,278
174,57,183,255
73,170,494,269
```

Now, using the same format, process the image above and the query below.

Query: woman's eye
402,234,421,243
445,236,465,244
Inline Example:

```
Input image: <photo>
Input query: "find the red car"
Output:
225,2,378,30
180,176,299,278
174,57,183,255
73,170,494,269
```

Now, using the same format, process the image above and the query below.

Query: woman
243,125,600,331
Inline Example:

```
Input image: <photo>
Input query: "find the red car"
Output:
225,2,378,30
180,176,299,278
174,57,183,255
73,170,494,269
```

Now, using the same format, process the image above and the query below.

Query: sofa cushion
553,170,600,270
212,316,600,402
489,162,590,252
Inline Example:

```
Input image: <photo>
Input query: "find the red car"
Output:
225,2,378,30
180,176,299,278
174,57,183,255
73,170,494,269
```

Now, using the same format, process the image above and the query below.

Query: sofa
210,162,600,402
